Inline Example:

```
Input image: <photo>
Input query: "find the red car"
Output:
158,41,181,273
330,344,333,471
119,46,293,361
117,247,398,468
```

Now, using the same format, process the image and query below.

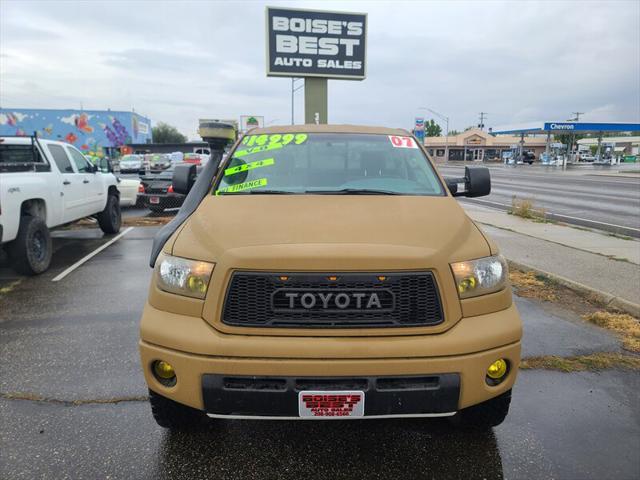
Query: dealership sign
266,7,367,79
240,115,264,132
414,117,425,143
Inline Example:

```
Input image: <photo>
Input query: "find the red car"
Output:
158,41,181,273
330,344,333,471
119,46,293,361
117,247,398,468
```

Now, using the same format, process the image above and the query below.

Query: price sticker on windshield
388,136,417,149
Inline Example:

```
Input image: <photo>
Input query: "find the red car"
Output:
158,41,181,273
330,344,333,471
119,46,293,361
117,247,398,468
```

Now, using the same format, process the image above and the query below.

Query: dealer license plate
298,391,365,418
150,196,160,204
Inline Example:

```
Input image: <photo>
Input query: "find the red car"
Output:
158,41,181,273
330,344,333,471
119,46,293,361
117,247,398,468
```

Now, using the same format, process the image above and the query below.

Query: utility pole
571,112,584,122
478,112,488,130
291,78,304,125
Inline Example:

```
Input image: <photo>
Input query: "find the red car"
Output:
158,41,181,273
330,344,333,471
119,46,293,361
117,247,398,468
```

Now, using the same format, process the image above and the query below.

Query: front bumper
140,301,521,415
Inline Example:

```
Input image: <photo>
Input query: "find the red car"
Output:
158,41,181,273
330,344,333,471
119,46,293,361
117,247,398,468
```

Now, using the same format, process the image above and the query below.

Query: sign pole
304,77,328,124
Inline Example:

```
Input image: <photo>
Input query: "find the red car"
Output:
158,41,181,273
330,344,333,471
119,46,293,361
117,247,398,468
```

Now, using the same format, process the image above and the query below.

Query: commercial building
0,108,152,156
577,136,639,159
424,128,547,162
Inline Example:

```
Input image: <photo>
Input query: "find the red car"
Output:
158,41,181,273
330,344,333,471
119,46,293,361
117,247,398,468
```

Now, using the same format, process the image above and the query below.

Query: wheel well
108,185,120,197
20,199,47,221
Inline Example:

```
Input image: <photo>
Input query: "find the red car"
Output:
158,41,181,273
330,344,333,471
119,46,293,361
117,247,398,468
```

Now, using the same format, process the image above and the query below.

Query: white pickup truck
0,136,121,275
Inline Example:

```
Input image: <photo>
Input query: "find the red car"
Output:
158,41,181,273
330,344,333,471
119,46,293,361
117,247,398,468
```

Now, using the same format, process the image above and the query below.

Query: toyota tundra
139,125,522,430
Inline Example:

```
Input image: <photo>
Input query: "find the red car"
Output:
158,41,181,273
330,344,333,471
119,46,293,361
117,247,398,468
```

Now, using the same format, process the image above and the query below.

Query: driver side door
65,145,103,215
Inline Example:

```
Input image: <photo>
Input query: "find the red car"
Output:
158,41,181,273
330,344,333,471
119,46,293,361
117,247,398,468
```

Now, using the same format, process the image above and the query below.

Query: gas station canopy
491,121,640,135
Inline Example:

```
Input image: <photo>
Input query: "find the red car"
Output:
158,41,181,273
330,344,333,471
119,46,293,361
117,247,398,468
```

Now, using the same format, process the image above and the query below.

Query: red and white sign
298,391,365,418
388,135,417,149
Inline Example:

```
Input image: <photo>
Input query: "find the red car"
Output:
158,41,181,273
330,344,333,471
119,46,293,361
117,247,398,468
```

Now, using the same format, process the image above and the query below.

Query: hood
171,195,490,268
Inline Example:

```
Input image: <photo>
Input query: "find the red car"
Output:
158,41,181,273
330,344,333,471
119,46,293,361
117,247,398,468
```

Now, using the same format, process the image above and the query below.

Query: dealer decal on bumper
298,391,365,418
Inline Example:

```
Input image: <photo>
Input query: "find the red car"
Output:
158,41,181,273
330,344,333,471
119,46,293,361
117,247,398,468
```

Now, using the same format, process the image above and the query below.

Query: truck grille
221,272,443,328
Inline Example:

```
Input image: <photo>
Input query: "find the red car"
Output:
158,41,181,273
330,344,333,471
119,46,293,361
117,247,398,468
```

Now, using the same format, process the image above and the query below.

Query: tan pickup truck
139,125,522,430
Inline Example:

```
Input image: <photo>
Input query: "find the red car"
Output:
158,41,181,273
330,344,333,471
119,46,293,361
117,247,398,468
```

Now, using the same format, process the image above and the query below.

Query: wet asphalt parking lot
0,226,639,479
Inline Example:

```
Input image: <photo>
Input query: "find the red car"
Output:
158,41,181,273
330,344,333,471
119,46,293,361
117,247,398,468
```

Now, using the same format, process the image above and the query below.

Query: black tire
149,206,165,214
451,389,512,430
149,390,206,430
8,215,52,275
97,193,121,234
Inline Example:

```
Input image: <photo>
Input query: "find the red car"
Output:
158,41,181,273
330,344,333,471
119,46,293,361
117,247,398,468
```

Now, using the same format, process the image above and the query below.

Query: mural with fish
0,108,152,153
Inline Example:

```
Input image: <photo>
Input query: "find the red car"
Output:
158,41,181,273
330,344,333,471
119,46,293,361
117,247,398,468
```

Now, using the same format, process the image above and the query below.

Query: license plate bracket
298,390,365,418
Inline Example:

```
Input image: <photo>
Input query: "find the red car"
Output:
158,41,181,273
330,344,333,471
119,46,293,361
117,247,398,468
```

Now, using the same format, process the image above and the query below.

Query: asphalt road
436,164,640,237
1,227,639,479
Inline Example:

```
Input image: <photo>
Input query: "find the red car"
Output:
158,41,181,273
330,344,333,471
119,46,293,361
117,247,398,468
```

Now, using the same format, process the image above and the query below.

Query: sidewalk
463,203,640,315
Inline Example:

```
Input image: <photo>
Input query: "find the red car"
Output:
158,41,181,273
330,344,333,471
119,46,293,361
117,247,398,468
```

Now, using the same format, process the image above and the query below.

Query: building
577,136,639,159
423,128,547,162
0,108,152,156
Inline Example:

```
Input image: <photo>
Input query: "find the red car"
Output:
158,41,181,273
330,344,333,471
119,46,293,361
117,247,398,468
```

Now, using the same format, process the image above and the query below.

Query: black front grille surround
221,271,444,328
202,373,461,416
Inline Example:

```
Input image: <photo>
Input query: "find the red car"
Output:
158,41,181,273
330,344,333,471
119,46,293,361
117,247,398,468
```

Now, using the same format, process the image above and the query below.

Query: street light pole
420,107,450,161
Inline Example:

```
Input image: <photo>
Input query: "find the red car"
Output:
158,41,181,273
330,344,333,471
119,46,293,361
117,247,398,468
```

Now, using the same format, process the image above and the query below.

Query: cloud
0,0,638,136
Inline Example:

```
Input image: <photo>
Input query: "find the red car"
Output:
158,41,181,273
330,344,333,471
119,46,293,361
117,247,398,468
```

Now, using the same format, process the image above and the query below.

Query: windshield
214,133,444,195
121,155,140,162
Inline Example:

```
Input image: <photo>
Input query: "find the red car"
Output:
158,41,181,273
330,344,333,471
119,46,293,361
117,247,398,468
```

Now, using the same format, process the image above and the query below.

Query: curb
507,259,640,318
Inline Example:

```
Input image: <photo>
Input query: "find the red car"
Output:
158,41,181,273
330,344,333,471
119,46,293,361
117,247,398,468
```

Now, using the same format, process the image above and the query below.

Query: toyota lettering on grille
272,289,395,312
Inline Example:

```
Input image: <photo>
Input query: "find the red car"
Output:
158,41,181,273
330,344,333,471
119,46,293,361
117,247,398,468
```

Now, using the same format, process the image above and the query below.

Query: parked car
148,153,172,171
183,152,205,165
117,177,141,207
140,125,522,431
119,154,144,173
0,135,121,274
138,165,193,213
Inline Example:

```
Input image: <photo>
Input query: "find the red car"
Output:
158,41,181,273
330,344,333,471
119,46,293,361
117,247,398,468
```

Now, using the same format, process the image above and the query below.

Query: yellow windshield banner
234,143,283,158
216,178,268,195
235,133,308,157
225,158,274,176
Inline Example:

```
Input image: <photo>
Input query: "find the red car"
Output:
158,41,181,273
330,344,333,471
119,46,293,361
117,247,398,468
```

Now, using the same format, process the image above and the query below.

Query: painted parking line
52,227,135,282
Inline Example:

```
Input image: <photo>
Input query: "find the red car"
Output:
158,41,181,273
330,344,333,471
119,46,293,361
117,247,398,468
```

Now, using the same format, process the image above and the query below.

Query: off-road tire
452,389,512,430
97,194,121,234
8,215,52,275
149,390,206,430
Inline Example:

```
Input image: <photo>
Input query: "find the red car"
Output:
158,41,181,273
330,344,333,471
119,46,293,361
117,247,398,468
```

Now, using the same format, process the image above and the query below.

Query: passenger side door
46,144,86,222
65,145,103,214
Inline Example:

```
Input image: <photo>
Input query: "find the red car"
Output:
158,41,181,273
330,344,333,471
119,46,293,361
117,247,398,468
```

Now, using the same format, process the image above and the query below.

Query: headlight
155,253,214,299
450,255,508,299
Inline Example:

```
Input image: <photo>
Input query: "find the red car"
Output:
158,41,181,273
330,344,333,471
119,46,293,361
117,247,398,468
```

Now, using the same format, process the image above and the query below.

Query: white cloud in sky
1,0,638,139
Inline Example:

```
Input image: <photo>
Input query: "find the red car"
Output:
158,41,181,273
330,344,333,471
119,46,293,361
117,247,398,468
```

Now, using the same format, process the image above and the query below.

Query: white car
119,154,144,173
0,135,121,274
117,177,141,207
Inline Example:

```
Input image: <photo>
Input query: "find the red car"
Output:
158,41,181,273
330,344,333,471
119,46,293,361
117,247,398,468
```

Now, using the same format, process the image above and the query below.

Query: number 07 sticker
388,135,417,149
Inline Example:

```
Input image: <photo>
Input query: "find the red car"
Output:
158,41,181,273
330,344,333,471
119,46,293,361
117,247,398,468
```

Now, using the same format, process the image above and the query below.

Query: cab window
47,144,75,174
66,146,92,173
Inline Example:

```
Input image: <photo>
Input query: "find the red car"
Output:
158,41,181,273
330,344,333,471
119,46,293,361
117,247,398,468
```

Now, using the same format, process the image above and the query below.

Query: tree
152,122,187,144
448,129,460,136
425,119,442,137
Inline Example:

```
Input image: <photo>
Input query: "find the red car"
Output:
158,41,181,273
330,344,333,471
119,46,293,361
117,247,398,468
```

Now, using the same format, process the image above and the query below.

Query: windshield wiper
304,188,401,195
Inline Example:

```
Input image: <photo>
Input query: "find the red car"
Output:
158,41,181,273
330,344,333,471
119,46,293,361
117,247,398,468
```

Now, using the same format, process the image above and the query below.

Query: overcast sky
1,0,638,139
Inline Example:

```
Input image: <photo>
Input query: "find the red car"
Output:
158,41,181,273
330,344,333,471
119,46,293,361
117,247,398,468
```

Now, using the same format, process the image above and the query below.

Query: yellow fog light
152,360,177,387
487,359,508,380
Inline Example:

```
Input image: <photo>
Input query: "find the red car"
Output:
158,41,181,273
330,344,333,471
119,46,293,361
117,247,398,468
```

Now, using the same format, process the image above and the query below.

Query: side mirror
172,163,198,195
445,166,491,197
